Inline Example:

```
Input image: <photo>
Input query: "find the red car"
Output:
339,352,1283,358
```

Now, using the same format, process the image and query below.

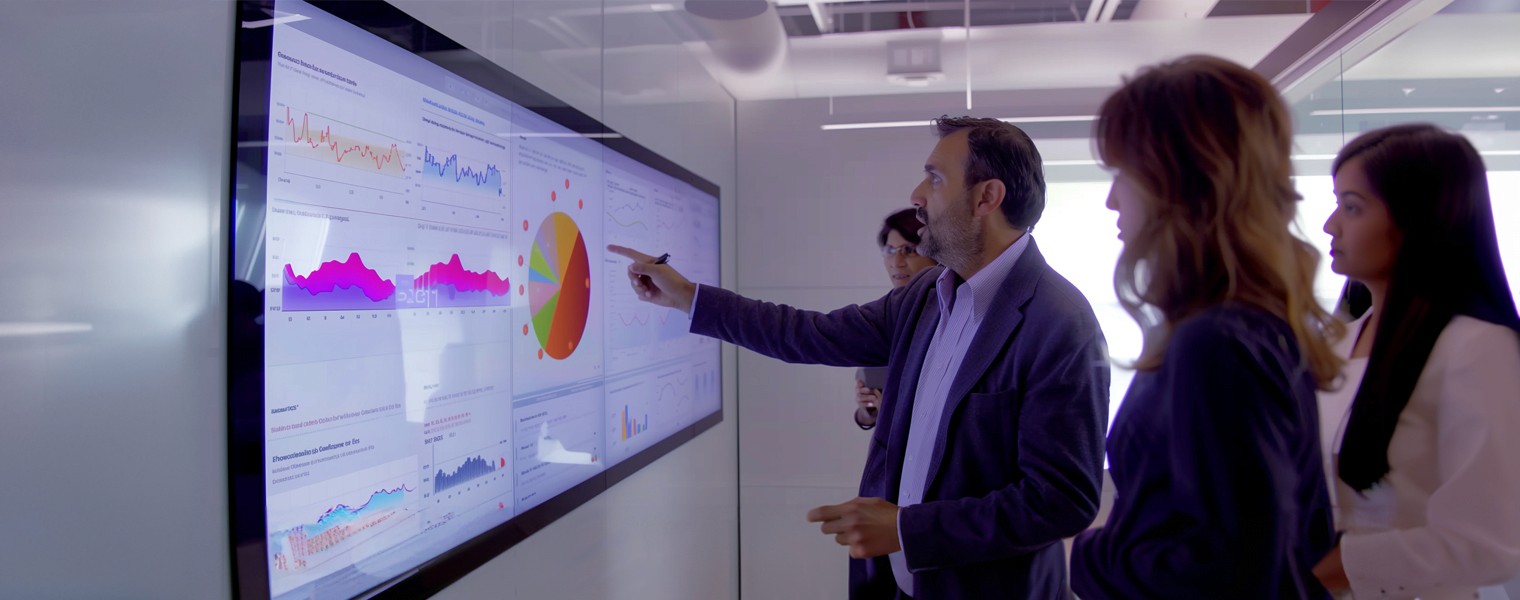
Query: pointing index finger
606,244,653,263
805,503,846,523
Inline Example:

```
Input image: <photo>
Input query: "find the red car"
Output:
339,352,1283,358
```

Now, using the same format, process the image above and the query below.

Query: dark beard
918,205,979,272
918,221,942,260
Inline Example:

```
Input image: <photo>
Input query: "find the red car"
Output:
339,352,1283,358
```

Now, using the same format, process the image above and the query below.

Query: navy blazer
1070,305,1335,599
692,239,1110,599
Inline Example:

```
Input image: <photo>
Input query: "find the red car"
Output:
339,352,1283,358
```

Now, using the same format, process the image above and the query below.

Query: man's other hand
806,497,902,559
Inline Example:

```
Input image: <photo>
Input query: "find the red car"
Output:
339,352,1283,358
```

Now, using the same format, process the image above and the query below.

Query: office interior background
0,0,1516,597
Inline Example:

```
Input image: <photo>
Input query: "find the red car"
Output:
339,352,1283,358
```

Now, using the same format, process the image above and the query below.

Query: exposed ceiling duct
684,0,790,73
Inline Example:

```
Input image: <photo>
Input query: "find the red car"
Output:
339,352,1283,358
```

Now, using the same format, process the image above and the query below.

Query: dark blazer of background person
692,239,1109,599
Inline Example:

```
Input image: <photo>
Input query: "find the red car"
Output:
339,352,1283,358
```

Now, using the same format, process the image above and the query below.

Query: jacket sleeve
688,283,901,367
1072,319,1318,598
1341,322,1520,597
897,310,1109,567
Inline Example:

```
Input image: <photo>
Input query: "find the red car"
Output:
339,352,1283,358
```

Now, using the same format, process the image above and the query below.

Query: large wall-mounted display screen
228,2,722,598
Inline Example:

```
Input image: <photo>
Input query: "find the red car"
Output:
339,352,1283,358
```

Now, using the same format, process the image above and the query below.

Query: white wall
0,1,738,598
0,1,235,597
733,98,958,600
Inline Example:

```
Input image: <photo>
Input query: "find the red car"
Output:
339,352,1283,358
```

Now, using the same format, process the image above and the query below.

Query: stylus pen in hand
637,253,671,291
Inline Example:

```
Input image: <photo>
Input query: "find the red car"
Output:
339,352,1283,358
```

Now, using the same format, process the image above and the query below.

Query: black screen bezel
227,2,724,598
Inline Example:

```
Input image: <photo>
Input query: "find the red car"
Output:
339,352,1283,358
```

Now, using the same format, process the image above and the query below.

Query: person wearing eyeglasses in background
1311,124,1520,599
854,208,938,430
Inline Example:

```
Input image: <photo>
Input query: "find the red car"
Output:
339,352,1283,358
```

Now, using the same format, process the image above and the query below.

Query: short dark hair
933,116,1046,231
877,208,924,247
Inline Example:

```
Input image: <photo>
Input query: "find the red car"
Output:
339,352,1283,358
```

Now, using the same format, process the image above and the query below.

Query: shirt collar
1336,310,1373,358
933,232,1032,322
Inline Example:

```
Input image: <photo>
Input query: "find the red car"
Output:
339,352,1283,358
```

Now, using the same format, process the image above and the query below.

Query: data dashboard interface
230,2,721,598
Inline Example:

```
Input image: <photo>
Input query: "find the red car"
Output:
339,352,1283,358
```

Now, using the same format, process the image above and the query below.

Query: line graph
270,484,415,573
608,201,644,213
605,303,689,351
656,379,693,407
282,105,408,177
421,146,504,198
269,464,419,577
603,186,653,236
266,455,421,588
612,310,674,327
607,213,651,230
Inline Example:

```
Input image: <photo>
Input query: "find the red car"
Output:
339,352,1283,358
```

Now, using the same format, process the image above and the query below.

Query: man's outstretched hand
606,245,698,312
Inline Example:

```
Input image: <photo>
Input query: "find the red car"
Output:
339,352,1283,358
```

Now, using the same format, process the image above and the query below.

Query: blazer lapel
882,269,944,501
920,239,1046,496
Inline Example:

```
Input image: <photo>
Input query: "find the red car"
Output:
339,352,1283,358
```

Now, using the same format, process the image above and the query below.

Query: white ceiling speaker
886,39,943,88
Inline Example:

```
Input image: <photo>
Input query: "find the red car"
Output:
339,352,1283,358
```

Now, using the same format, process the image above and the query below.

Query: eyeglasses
881,244,919,257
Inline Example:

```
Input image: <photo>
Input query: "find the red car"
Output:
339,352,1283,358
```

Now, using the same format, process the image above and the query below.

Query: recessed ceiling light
0,322,93,337
1003,115,1099,124
820,120,933,131
1311,106,1520,116
886,73,944,88
1043,160,1099,166
820,115,1097,131
494,132,624,139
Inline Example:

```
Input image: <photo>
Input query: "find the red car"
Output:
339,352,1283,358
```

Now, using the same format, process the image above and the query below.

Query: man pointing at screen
608,116,1109,599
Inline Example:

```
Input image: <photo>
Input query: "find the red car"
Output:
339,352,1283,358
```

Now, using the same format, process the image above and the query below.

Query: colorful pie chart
528,212,590,360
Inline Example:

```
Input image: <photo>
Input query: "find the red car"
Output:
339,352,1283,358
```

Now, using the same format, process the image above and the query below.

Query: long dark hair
1334,123,1520,492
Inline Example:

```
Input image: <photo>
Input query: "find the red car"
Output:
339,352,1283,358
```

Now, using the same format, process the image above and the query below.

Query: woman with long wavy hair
1070,55,1342,598
1311,124,1520,599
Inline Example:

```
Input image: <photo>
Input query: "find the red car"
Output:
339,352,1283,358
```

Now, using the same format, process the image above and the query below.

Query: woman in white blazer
1313,123,1520,599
